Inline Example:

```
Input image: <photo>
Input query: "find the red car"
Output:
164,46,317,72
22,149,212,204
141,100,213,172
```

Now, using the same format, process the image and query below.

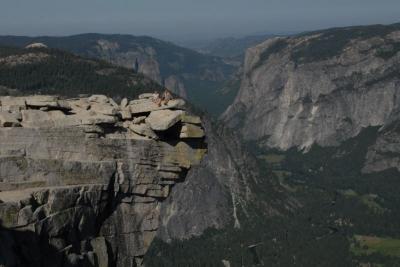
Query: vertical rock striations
222,24,400,150
0,94,206,267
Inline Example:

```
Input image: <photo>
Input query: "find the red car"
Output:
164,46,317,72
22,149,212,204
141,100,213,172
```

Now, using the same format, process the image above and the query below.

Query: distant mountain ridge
0,33,238,114
0,45,161,98
196,34,276,59
223,22,400,150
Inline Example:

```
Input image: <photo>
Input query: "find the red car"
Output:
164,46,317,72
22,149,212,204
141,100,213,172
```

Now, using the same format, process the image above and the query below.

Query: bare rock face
363,122,400,173
222,25,400,150
146,110,185,131
164,75,187,98
156,118,280,242
0,94,206,267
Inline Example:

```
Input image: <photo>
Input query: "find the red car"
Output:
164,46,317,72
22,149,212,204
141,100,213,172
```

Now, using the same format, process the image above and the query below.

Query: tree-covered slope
0,45,161,99
145,23,400,267
0,34,238,114
145,124,400,267
0,44,290,266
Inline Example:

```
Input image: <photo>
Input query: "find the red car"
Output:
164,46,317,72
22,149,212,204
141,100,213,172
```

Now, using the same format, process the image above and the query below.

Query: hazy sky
1,0,399,41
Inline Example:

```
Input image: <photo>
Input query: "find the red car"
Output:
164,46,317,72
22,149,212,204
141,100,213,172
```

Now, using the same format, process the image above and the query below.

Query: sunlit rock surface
0,94,206,267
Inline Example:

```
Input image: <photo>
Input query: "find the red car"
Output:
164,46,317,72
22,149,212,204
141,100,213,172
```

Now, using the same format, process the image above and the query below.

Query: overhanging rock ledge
0,94,207,267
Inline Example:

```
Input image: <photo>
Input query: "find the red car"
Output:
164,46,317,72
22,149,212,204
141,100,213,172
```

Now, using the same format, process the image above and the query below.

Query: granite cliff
0,94,206,267
0,43,293,266
223,23,400,150
0,46,275,265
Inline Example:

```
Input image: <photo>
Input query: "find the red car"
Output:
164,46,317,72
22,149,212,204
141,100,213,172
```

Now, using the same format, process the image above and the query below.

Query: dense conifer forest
0,46,162,99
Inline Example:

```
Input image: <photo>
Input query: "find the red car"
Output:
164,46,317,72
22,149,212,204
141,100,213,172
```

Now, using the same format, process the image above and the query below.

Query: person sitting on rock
162,89,173,106
152,91,162,107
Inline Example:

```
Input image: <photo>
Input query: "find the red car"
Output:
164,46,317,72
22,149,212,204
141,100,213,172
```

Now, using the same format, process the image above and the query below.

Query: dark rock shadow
158,122,208,151
0,219,62,267
0,218,107,267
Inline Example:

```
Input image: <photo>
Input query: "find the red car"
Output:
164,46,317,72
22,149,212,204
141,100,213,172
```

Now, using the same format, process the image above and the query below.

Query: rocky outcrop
25,43,48,49
0,94,206,267
156,118,285,242
363,122,400,173
156,120,245,240
222,24,400,150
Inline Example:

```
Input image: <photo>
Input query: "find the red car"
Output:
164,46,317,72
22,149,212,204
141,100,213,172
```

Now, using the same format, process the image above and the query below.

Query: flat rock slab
138,93,154,99
128,123,158,139
129,99,185,114
181,115,202,125
146,110,184,131
90,103,118,116
78,112,117,125
26,95,59,108
88,95,109,104
180,123,205,138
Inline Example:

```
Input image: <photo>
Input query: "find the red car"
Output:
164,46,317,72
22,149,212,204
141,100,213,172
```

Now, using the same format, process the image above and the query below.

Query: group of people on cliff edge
152,89,173,107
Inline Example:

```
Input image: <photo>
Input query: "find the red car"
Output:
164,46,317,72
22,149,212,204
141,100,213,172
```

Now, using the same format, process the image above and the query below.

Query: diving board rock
129,98,185,114
26,95,59,108
146,109,184,131
181,114,202,125
180,123,205,139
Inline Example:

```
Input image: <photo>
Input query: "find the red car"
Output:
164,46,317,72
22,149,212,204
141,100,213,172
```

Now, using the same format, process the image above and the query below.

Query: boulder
180,123,205,138
146,110,184,131
132,116,146,124
90,103,118,116
0,202,19,227
129,99,185,115
25,43,48,49
181,114,202,125
26,95,59,108
0,112,21,127
69,99,90,113
17,205,34,226
119,110,132,120
128,123,158,139
88,95,109,104
78,112,117,125
120,98,128,108
57,100,72,110
138,93,154,99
